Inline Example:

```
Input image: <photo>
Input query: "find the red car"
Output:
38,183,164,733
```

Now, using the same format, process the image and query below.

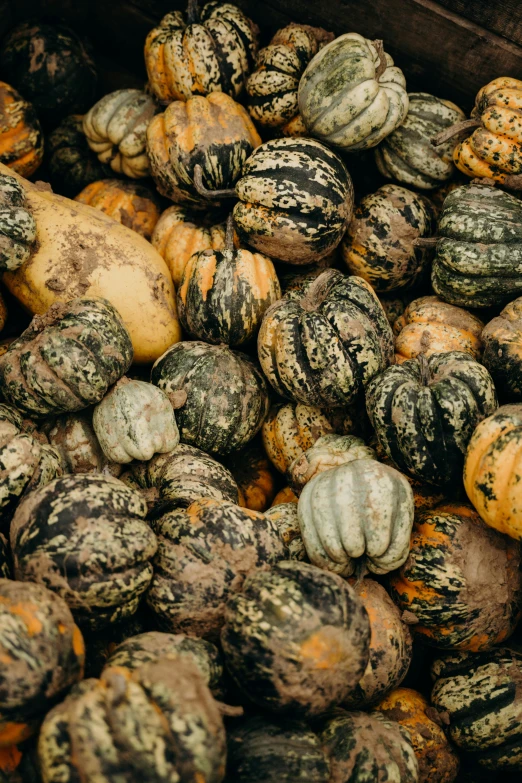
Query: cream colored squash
289,434,375,493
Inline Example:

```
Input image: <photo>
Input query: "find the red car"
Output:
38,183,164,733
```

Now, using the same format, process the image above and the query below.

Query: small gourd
0,82,43,177
262,401,337,475
74,179,162,240
289,434,375,493
0,173,36,272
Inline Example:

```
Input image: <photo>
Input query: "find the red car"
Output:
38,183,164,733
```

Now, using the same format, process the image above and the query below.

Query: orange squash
271,486,298,506
0,81,43,177
228,444,277,512
74,179,162,240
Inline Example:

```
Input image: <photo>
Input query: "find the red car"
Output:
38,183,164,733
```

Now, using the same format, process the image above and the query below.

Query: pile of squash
0,4,522,782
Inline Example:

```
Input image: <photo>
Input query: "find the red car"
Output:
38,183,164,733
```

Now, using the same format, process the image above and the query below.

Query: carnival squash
47,115,110,198
47,411,117,475
74,179,162,240
262,401,338,475
482,297,522,399
265,502,306,560
0,81,43,177
227,443,276,512
289,433,375,493
0,173,36,272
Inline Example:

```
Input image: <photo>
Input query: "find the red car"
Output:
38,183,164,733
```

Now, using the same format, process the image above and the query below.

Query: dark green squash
366,351,498,486
482,297,522,400
0,533,9,578
221,560,370,716
47,115,112,198
0,172,36,272
10,474,157,630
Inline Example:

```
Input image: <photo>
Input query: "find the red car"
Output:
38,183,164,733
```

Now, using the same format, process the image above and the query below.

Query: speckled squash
0,82,43,177
151,341,269,455
47,115,111,198
298,459,414,576
341,184,435,293
289,434,375,493
452,77,522,185
431,182,522,307
227,715,330,782
271,486,298,505
366,352,498,486
482,298,522,399
390,503,522,651
320,710,418,783
221,560,370,716
227,444,276,512
246,24,333,129
0,579,85,748
74,179,162,240
46,411,118,475
298,33,409,151
92,378,179,464
38,658,226,783
464,404,522,540
233,138,353,264
265,502,306,560
394,296,484,364
0,21,96,122
345,579,412,709
147,92,261,207
380,294,407,327
375,688,459,783
430,648,522,772
0,172,36,272
375,93,465,189
374,446,447,513
0,298,133,418
0,533,9,578
258,270,394,407
145,2,258,103
11,474,157,630
262,401,337,475
83,89,157,178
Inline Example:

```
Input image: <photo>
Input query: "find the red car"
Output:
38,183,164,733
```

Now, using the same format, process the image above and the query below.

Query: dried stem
431,118,481,147
417,353,431,386
193,164,237,200
300,269,337,312
224,214,235,254
373,40,388,79
186,0,199,24
413,236,439,248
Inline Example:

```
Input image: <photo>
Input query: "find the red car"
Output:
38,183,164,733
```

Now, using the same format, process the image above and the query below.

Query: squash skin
145,3,258,103
228,444,276,512
47,411,119,475
0,533,9,578
0,162,181,363
430,648,522,771
298,458,414,576
341,184,435,292
75,179,162,240
221,560,370,716
375,687,459,783
390,503,522,651
375,92,465,190
147,497,284,639
233,138,353,264
298,33,409,151
152,341,269,455
262,401,337,475
0,579,85,748
265,502,306,560
38,658,226,783
289,433,375,493
367,351,498,487
258,270,394,407
147,92,261,208
10,474,157,630
0,173,36,273
47,115,111,198
482,297,522,399
271,486,298,505
0,81,43,177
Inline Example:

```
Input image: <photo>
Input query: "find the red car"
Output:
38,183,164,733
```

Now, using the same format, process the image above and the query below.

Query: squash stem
225,214,235,253
187,0,199,24
502,174,522,191
431,118,481,147
413,236,438,248
417,353,431,386
373,40,388,79
300,269,337,312
193,165,237,200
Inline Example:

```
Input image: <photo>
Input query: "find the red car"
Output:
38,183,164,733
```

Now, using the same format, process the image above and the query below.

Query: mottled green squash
152,341,269,455
258,270,394,407
10,474,157,630
47,115,111,198
0,533,9,578
367,351,498,486
375,93,465,189
0,172,36,272
148,497,284,639
221,560,370,716
289,433,375,493
482,297,522,399
265,502,306,561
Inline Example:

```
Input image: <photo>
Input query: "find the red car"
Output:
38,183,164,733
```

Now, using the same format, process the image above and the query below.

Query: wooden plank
434,0,522,47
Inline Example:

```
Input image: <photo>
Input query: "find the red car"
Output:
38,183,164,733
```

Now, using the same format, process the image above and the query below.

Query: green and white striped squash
258,269,394,407
233,137,353,265
298,33,409,151
431,182,522,307
375,92,465,189
298,458,414,576
288,433,375,493
366,351,498,487
0,172,36,271
93,378,179,464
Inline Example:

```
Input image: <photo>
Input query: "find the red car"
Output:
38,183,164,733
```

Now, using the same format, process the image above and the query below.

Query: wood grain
435,0,522,47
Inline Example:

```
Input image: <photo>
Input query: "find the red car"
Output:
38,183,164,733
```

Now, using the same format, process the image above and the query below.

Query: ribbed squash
258,270,394,407
380,294,407,327
47,115,111,198
11,474,157,630
289,433,375,493
221,560,370,716
74,179,162,240
233,138,353,264
482,298,522,399
390,503,522,651
394,296,484,364
298,459,414,576
228,444,276,512
152,341,269,455
271,486,298,505
246,23,333,129
431,648,522,772
0,298,132,417
145,2,258,103
298,33,408,151
0,533,9,578
265,502,306,560
148,497,284,639
431,182,522,308
0,81,43,177
83,89,157,178
0,21,96,122
464,404,522,540
0,173,36,272
147,92,260,207
341,184,435,293
375,93,465,189
375,688,459,783
38,658,226,783
262,402,337,475
47,411,117,475
366,352,498,486
0,579,84,748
